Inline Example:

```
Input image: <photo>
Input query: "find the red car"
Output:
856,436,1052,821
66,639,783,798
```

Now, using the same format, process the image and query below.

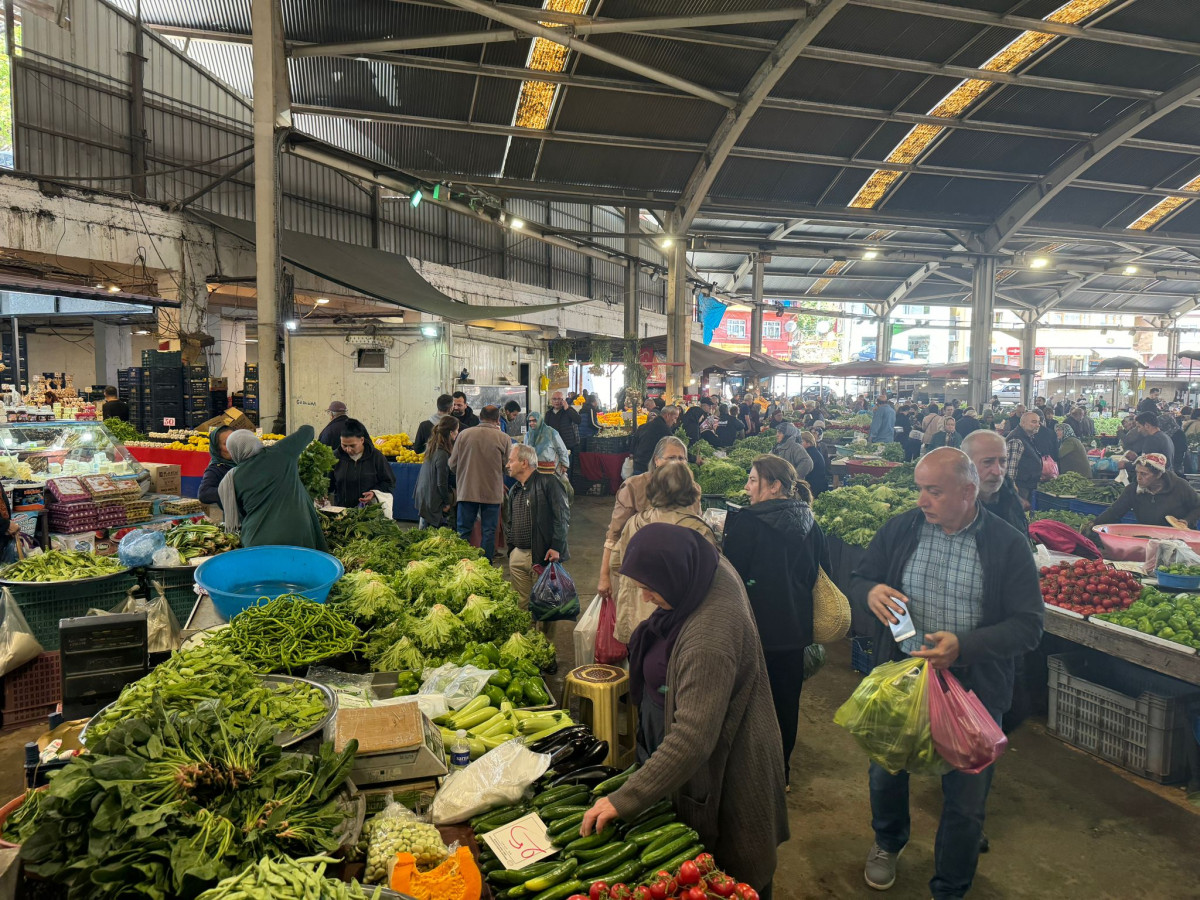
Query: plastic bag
573,595,601,667
802,643,826,681
928,668,1008,774
118,529,165,568
110,584,182,653
0,587,43,677
1145,538,1200,576
1040,456,1059,481
620,456,634,480
595,594,627,665
363,800,448,883
429,738,550,825
530,562,579,622
152,546,184,568
833,658,948,776
419,663,497,710
306,665,377,709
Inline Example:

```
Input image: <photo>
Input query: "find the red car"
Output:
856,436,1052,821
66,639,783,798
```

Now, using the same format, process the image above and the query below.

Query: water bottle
450,729,470,772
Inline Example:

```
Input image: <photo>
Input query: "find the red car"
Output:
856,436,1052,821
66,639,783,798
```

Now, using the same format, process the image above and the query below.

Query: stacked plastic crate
183,365,211,429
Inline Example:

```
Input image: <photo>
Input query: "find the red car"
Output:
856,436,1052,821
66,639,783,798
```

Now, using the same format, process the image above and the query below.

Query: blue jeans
869,761,995,900
456,501,499,562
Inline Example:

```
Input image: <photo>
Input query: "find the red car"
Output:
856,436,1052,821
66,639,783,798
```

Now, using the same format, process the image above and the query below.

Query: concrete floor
2,495,1197,899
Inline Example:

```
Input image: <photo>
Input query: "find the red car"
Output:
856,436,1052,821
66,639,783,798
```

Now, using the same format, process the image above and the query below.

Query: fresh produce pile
1038,559,1143,616
4,701,357,899
164,522,241,561
85,643,330,744
812,484,919,547
102,416,147,444
1094,416,1123,437
822,428,854,442
209,595,364,674
1159,563,1200,577
452,640,553,707
691,459,748,496
1038,472,1122,503
1095,585,1200,648
1029,510,1092,531
299,439,337,501
435,695,575,762
829,414,872,428
360,809,447,881
196,856,382,900
375,432,424,464
0,549,125,582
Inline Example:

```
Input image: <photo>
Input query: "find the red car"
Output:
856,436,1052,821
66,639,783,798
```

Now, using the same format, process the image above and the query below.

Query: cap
1137,452,1168,474
327,401,347,414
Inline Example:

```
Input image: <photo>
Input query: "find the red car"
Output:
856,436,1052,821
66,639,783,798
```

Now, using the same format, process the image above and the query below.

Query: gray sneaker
864,842,904,891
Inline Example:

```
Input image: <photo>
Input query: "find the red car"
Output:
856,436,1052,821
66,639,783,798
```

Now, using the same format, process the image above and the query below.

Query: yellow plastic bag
833,657,948,776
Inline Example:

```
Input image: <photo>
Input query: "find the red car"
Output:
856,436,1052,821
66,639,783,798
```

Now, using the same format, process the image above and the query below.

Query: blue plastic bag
118,529,166,568
530,562,580,622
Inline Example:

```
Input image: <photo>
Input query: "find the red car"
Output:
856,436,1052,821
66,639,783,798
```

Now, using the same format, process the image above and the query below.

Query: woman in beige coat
610,462,715,644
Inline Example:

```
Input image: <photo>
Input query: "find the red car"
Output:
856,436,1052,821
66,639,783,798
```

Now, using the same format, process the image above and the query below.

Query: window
762,320,781,339
726,320,746,338
354,348,389,372
907,336,930,359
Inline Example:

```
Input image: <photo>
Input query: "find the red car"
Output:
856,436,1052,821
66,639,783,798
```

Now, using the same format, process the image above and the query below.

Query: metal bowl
79,673,337,748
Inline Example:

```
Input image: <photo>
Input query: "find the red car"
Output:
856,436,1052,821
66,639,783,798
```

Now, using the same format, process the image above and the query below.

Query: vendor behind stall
1090,453,1200,530
330,419,396,510
219,427,328,551
198,425,236,506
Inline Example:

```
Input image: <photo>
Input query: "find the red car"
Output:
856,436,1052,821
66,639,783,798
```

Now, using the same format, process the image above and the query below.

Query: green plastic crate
143,566,199,627
4,572,140,650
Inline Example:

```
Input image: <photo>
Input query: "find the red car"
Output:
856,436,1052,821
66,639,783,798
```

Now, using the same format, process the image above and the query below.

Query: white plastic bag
0,587,43,677
620,456,634,480
1143,538,1200,576
418,663,497,710
116,584,182,653
429,739,550,825
573,594,602,667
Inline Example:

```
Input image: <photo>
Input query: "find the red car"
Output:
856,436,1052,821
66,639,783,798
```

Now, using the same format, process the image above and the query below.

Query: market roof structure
129,0,1200,324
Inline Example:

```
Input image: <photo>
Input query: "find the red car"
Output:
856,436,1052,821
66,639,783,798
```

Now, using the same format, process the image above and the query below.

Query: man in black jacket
544,391,581,474
681,399,709,444
1005,411,1044,504
962,430,1027,538
502,444,570,606
330,419,396,509
850,448,1042,900
318,401,350,450
451,391,480,429
630,405,679,474
413,394,452,454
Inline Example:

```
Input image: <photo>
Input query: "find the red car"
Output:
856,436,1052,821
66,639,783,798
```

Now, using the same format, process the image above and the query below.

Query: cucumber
629,799,674,825
541,802,589,821
573,840,628,861
533,784,590,808
644,826,696,856
590,859,644,887
529,880,586,900
626,815,677,841
490,862,562,885
564,825,617,853
548,811,587,839
656,845,705,877
631,821,689,848
481,858,505,876
523,858,579,893
473,805,529,833
640,831,699,869
471,803,527,829
576,842,639,880
497,887,528,900
592,762,639,797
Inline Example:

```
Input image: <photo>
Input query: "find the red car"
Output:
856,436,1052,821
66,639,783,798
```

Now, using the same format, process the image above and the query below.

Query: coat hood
740,497,814,538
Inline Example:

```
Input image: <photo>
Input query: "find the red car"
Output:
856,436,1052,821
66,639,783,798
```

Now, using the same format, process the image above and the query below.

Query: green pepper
1169,614,1189,632
489,668,512,688
1137,617,1155,634
482,684,507,707
1152,607,1174,623
1158,627,1176,639
506,677,527,703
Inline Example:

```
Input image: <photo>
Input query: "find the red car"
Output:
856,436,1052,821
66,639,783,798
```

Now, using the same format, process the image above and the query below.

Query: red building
709,306,799,360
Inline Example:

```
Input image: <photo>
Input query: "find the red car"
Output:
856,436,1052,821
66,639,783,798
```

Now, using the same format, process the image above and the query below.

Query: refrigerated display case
0,421,145,482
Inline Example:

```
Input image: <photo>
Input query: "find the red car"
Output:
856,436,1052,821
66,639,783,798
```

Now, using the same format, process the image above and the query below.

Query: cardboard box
330,702,447,785
209,377,228,392
196,408,255,433
139,463,181,495
9,484,45,511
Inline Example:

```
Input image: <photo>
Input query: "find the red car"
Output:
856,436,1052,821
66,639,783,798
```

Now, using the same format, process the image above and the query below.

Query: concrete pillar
750,256,764,358
623,207,640,341
875,316,892,363
220,320,247,395
252,0,290,433
1019,319,1036,404
968,256,997,411
93,322,132,386
665,241,690,400
1167,327,1181,374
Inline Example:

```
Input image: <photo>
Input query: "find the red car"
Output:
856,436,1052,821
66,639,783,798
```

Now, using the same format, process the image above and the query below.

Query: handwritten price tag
478,812,559,871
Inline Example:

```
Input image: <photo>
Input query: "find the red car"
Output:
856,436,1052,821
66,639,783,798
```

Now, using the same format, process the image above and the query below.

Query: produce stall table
126,446,207,497
579,451,629,495
389,461,421,521
1043,605,1200,686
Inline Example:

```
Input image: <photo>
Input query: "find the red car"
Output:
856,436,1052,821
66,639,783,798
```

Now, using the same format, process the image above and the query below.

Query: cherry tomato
708,874,736,898
591,883,611,900
610,885,632,900
693,854,716,876
677,862,701,887
633,887,652,900
648,883,668,900
685,888,706,900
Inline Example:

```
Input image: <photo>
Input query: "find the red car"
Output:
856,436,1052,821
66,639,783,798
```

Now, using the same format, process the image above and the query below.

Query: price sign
478,812,558,870
162,418,176,427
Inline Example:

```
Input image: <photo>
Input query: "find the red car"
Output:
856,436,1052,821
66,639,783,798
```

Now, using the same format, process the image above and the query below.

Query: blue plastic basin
1155,569,1200,591
195,545,344,621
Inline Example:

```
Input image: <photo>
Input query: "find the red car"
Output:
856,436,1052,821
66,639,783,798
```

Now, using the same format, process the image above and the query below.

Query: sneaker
864,843,904,891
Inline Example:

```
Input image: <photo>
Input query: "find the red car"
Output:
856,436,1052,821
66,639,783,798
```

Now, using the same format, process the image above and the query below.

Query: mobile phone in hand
888,597,916,642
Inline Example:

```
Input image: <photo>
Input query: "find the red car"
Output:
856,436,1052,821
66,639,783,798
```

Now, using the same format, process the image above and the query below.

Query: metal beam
721,220,804,292
881,263,940,316
982,68,1200,252
929,268,1035,311
437,0,735,109
673,0,849,229
850,0,1200,57
968,257,997,410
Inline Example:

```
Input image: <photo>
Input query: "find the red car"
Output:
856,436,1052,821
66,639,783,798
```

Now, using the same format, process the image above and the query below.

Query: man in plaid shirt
850,448,1043,900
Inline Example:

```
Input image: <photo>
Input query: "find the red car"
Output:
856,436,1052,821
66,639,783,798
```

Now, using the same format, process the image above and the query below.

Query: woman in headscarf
330,419,396,509
723,455,829,789
1160,413,1188,474
523,410,569,472
579,523,788,899
1054,421,1091,477
218,426,328,551
770,421,813,480
415,416,458,528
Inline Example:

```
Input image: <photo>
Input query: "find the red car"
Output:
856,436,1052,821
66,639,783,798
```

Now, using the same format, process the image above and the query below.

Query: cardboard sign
479,812,557,870
163,418,176,427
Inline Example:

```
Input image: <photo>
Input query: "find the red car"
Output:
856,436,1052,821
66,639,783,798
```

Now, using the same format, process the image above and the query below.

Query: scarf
218,431,265,530
524,411,558,461
1058,422,1076,440
1158,414,1181,436
622,523,720,709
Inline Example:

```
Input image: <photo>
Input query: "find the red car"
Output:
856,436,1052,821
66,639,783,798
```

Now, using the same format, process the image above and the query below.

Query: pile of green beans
195,856,382,900
0,550,124,582
214,594,364,674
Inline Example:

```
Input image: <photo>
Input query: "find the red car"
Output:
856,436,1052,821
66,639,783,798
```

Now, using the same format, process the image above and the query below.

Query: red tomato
685,888,706,900
708,875,736,898
591,883,611,900
693,854,716,876
648,883,668,900
610,885,632,900
633,888,652,900
677,862,701,887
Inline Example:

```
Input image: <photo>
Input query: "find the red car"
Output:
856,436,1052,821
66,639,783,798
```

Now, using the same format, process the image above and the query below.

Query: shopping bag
833,658,948,776
530,562,580,622
594,594,628,664
573,595,601,666
0,587,43,677
812,567,851,643
1040,456,1059,481
928,668,1008,774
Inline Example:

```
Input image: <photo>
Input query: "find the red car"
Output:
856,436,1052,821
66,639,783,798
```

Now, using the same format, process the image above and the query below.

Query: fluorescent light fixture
1123,265,1139,275
862,250,879,260
421,325,439,338
107,285,121,293
1029,257,1050,269
510,218,524,230
285,320,298,331
410,189,423,208
662,238,674,248
245,338,258,343
133,329,150,335
316,297,330,305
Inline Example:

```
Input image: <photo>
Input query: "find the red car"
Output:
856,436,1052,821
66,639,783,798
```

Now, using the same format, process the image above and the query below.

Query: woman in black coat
329,419,396,508
722,455,830,787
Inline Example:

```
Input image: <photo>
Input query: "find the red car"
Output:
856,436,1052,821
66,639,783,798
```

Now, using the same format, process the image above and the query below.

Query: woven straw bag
813,566,851,643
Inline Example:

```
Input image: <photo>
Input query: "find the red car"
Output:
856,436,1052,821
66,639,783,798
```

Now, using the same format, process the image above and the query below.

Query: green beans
195,855,384,899
211,594,363,674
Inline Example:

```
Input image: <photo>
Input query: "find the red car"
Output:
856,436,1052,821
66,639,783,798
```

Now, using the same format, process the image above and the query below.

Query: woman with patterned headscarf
1054,421,1091,477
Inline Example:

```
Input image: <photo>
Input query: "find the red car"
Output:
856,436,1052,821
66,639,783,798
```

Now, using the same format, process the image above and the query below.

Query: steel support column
128,17,148,198
9,317,20,396
1020,320,1036,405
624,207,640,341
666,241,691,401
1167,327,1182,377
252,0,290,434
750,257,765,358
875,317,892,365
968,257,997,411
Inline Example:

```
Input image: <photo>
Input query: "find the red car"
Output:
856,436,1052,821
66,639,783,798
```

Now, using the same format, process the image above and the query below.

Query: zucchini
532,784,590,808
473,805,528,833
656,845,705,877
490,862,561,885
645,826,696,856
631,821,689,848
497,887,529,900
530,880,586,900
576,842,639,880
590,859,644,887
592,762,639,797
629,799,674,826
627,816,678,843
640,831,699,868
565,825,617,853
523,858,578,893
548,811,587,839
540,802,589,821
471,803,526,829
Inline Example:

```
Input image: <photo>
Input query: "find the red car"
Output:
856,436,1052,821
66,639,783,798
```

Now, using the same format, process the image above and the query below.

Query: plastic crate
1046,652,1200,783
850,635,875,674
2,704,56,731
1032,491,1072,511
3,572,139,651
143,566,199,625
142,350,181,368
3,652,61,711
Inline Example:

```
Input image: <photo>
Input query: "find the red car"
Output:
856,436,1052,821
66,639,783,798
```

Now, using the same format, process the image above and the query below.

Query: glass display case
0,421,145,482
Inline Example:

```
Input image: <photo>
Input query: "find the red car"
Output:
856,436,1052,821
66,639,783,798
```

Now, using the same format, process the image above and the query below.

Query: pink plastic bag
594,595,627,665
928,668,1008,774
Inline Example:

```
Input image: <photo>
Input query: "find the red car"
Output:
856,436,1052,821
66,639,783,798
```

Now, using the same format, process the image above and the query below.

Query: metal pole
666,241,690,400
750,256,765,358
1020,320,1036,404
624,207,640,342
9,317,20,398
968,256,997,411
128,1,148,198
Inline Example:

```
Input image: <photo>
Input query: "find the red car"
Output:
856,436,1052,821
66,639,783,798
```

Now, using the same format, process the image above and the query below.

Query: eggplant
544,764,621,788
547,742,578,769
570,740,609,770
529,725,591,753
